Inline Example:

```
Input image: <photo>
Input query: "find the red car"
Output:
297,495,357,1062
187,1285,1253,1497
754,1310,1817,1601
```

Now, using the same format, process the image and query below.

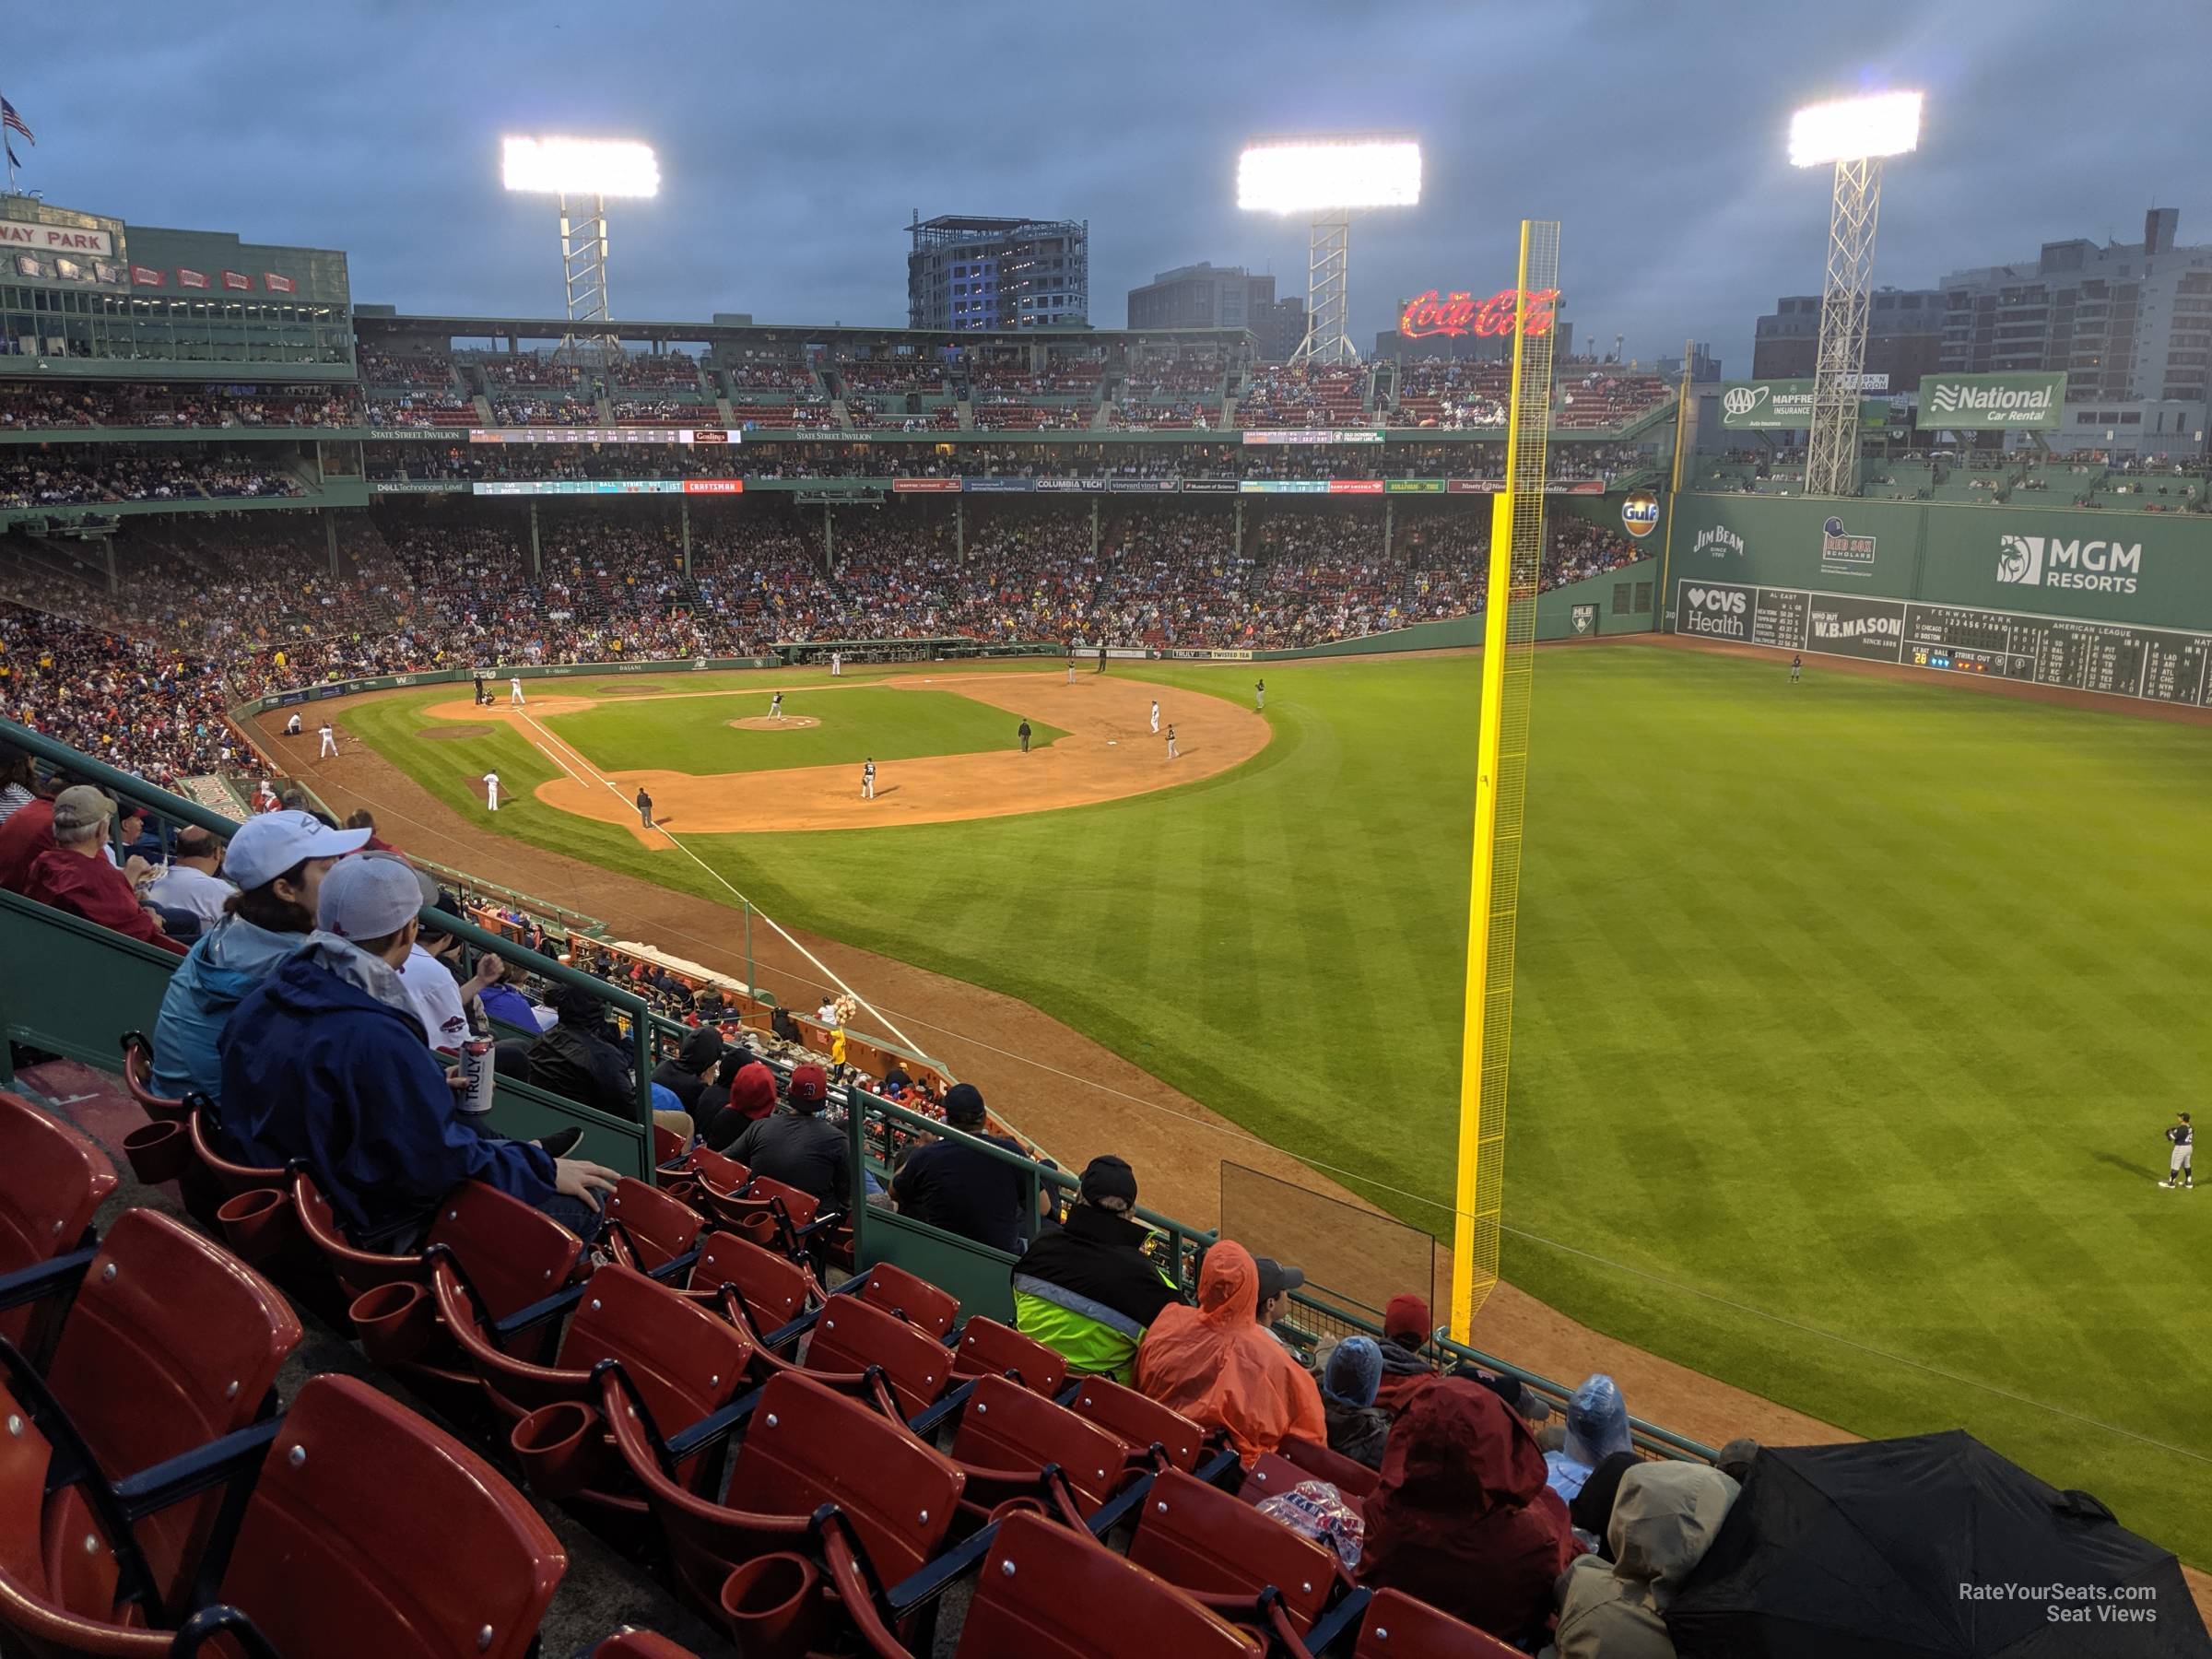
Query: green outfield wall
1668,494,2212,629
1666,494,2212,707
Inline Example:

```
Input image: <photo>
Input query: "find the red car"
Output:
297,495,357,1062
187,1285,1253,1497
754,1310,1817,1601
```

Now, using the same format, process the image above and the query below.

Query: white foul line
508,706,937,1065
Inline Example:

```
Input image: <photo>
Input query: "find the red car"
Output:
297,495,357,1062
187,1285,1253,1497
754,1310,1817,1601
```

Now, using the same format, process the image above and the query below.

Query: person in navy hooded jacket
218,853,619,1242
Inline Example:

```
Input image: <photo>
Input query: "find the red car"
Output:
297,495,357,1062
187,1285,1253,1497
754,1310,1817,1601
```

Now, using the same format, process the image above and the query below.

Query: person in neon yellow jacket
1011,1155,1183,1382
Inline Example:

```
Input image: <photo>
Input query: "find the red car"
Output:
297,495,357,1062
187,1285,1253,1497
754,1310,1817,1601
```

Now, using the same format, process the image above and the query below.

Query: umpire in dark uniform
1018,718,1032,754
635,786,653,829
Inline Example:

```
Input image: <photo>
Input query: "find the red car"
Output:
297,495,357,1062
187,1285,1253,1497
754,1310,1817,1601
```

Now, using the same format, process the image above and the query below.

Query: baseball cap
50,784,119,839
1383,1293,1430,1344
1078,1154,1138,1211
1254,1256,1305,1305
224,809,371,890
727,1060,777,1122
787,1063,829,1106
316,852,425,941
942,1082,986,1124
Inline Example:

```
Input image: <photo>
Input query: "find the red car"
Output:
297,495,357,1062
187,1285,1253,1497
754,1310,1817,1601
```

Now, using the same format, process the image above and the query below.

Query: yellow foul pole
1450,219,1559,1343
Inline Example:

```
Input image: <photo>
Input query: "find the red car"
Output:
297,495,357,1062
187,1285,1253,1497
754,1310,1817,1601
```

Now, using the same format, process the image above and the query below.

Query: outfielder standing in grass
2163,1112,2193,1189
1255,678,1265,712
1791,653,1803,684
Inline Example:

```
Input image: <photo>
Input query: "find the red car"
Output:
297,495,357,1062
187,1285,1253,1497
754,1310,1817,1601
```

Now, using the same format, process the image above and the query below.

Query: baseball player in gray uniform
862,758,877,800
2163,1112,2194,1188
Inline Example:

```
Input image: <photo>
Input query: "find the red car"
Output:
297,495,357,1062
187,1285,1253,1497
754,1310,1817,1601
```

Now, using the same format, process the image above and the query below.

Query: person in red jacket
0,785,55,894
1360,1378,1580,1647
23,784,187,956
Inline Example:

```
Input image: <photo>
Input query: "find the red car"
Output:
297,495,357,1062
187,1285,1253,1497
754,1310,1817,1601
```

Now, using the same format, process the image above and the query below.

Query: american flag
2,99,33,146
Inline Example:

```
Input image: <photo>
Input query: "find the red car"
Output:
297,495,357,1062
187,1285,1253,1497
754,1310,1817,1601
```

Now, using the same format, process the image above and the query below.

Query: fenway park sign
1398,287,1560,340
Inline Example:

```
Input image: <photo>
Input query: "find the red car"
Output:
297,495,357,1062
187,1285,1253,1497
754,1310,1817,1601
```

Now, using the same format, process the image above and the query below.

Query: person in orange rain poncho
1133,1240,1325,1465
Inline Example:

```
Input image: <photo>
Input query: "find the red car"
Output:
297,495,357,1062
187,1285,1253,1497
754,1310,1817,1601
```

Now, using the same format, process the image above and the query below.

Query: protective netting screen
1218,1160,1436,1335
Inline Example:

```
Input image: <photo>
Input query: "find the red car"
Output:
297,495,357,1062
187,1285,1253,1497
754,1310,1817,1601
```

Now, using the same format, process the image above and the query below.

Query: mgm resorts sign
1996,532,2141,594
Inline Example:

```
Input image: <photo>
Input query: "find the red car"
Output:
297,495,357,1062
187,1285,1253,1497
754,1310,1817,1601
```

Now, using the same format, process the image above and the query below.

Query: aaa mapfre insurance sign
1398,287,1560,339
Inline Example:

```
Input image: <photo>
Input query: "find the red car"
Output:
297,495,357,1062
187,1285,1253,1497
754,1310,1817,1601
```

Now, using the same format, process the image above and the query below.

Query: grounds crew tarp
1665,1431,2208,1657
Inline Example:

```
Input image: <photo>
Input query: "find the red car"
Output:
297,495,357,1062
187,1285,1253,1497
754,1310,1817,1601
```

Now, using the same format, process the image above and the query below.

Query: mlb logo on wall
1620,491,1660,538
1818,516,1877,574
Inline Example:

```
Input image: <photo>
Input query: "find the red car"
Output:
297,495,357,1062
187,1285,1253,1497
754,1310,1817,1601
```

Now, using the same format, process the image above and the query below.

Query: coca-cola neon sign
1398,287,1560,339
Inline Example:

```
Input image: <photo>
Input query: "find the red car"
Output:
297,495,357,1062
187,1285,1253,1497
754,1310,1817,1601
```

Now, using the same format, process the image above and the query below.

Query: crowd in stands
0,380,363,429
836,358,947,394
1239,362,1370,429
0,452,303,507
605,349,706,390
721,354,819,394
0,603,264,785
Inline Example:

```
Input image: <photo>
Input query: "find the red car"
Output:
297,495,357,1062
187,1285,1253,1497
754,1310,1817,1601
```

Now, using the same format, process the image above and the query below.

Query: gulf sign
1620,491,1660,538
1398,287,1560,340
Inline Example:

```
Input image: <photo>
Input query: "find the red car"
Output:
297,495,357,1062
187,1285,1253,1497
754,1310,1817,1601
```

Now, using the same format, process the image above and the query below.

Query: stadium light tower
1239,135,1420,366
1790,91,1921,497
501,135,660,364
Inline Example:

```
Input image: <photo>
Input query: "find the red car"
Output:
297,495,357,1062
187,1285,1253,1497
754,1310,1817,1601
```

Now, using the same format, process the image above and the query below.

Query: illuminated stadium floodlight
1790,93,1922,496
1239,135,1421,366
500,136,660,363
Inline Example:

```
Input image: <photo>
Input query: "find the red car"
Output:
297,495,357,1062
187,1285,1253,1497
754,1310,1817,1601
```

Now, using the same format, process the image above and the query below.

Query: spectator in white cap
23,784,186,958
150,808,371,1101
217,852,619,1242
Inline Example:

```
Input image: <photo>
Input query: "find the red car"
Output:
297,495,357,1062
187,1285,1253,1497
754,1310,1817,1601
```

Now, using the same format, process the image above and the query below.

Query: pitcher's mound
418,724,494,741
727,715,821,732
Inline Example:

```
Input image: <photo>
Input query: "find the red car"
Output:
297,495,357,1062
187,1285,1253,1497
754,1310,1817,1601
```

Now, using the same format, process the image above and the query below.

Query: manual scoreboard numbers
1672,581,2212,708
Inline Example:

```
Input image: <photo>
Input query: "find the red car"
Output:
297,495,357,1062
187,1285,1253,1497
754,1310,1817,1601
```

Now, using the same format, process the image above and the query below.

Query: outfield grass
536,686,1066,775
355,649,2212,1562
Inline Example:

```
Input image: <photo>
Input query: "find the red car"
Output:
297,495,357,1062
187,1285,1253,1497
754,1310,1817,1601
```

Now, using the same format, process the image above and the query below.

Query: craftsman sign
1398,287,1560,339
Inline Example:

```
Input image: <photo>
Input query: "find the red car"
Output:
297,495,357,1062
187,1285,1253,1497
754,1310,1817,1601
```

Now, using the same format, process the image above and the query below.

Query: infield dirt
416,669,1266,837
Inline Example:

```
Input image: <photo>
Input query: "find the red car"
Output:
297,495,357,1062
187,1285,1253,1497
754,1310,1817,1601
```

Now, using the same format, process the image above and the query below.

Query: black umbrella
1666,1431,2209,1656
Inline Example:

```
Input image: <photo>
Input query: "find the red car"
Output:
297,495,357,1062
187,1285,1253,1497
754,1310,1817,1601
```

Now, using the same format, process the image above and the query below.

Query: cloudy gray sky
24,0,2212,369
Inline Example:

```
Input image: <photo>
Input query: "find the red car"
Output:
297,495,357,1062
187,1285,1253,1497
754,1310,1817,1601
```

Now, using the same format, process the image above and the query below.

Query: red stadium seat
216,1374,566,1658
856,1260,958,1339
0,1091,116,1351
1354,1587,1526,1658
1125,1467,1345,1644
293,1171,585,1385
598,1368,961,1628
685,1230,821,1341
116,1033,185,1124
1065,1376,1207,1472
948,1315,1067,1397
1277,1433,1380,1500
602,1177,703,1274
959,1512,1261,1658
947,1373,1131,1523
2,1207,301,1622
803,1291,954,1418
430,1259,752,1512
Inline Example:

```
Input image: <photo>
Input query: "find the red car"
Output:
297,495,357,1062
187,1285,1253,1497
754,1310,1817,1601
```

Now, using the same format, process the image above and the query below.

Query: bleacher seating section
0,1042,1562,1658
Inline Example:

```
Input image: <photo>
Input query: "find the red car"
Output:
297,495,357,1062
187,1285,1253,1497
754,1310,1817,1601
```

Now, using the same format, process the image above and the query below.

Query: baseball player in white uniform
861,758,877,800
1149,700,1160,734
2163,1112,2194,1188
510,677,525,706
318,720,336,759
830,651,842,677
483,771,500,812
284,712,302,735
